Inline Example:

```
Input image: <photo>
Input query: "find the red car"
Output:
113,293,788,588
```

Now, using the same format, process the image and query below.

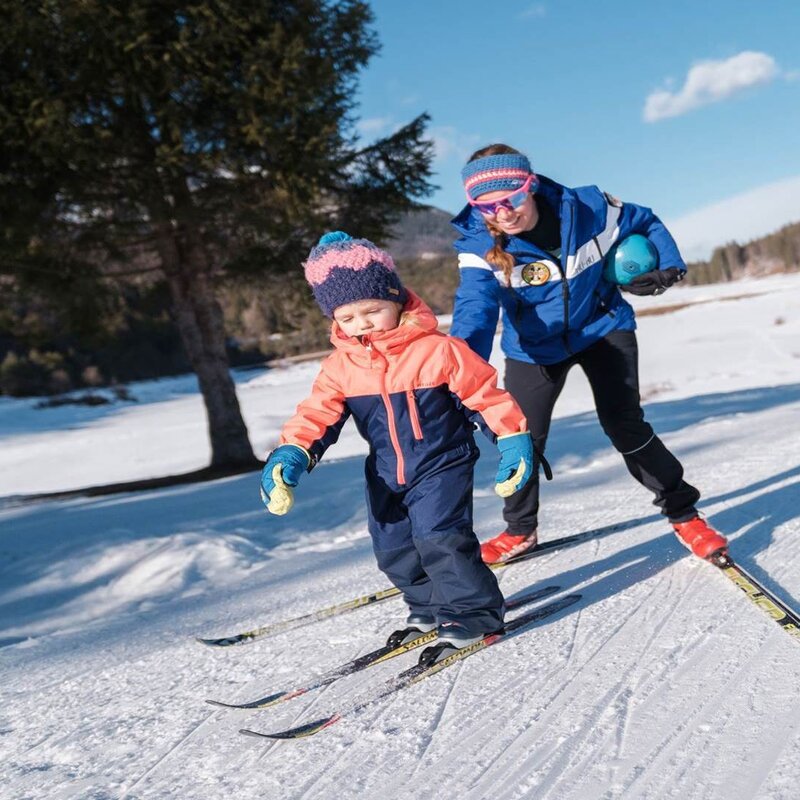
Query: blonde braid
482,221,514,286
468,144,522,286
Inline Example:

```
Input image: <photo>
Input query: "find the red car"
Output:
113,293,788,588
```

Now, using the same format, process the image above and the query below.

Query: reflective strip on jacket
279,291,527,490
449,175,687,364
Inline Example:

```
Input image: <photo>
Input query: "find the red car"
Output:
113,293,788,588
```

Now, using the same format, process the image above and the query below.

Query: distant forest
2,215,799,398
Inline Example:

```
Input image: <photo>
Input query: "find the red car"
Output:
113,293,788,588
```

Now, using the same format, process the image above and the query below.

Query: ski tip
206,698,230,708
206,690,290,710
239,714,341,740
206,698,253,710
196,634,253,647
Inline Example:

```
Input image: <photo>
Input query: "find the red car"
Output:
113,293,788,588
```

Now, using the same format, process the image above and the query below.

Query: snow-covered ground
1,273,799,799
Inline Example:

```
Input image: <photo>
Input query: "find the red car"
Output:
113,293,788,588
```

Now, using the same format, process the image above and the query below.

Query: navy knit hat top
461,152,533,200
304,231,407,318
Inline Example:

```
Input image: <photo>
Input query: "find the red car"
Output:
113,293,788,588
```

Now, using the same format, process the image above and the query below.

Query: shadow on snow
1,384,798,651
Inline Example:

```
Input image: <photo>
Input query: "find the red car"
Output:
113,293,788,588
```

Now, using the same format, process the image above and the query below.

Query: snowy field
1,273,799,800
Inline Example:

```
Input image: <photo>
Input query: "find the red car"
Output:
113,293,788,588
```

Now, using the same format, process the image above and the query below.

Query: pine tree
0,1,434,469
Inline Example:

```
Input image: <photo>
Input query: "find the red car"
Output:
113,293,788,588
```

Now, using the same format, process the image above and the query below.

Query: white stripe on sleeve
565,202,622,278
457,252,494,271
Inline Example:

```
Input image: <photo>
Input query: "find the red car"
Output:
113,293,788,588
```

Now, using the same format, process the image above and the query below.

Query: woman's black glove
621,267,684,296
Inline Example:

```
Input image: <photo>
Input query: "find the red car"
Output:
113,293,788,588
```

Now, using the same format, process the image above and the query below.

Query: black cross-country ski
710,551,800,642
196,586,402,647
197,520,629,646
239,592,582,740
206,585,561,710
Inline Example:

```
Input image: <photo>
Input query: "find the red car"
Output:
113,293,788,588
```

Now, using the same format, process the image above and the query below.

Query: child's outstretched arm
260,360,350,515
445,337,534,497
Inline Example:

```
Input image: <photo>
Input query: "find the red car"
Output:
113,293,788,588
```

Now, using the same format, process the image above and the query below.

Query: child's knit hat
304,231,407,317
461,152,533,200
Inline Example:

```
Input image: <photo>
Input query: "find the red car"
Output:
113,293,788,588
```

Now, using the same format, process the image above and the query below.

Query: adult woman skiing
450,144,727,563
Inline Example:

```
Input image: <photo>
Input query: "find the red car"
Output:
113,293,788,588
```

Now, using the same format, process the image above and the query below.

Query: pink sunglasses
467,174,538,217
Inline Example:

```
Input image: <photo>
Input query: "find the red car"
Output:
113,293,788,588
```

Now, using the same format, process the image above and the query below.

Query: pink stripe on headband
464,168,530,191
305,244,396,286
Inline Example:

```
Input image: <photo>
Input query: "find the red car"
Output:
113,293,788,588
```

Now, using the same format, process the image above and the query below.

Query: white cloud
666,174,800,261
356,116,393,137
644,51,779,122
519,4,546,19
430,126,482,164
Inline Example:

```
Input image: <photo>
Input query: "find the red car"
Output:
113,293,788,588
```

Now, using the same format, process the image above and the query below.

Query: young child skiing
259,231,535,658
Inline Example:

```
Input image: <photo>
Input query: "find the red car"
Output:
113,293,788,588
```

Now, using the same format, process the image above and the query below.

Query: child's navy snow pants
365,444,505,635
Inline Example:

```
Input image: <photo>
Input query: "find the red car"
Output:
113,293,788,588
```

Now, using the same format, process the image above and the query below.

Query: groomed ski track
1,276,799,799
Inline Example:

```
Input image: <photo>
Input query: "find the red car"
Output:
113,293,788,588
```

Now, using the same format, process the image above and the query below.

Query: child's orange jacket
280,291,526,489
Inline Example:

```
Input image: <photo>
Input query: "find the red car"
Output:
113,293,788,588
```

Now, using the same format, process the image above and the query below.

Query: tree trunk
154,222,257,470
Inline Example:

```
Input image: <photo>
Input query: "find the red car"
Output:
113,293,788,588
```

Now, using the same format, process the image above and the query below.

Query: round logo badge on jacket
521,261,552,286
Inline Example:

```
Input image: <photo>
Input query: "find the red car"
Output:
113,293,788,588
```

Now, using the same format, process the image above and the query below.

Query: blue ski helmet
603,234,659,285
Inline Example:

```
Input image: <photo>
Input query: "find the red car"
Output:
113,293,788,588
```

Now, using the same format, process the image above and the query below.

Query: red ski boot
672,517,728,560
480,530,538,564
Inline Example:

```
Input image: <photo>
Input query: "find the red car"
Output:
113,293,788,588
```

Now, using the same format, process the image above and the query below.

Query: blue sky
355,1,800,257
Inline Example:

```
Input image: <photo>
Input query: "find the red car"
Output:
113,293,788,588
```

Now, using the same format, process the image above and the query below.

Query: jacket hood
329,290,439,362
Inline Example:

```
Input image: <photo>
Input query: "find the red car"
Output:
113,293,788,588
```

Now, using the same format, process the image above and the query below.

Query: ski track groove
119,708,218,799
609,565,681,763
130,628,385,797
473,621,649,795
119,662,259,795
10,637,219,775
384,601,592,795
13,517,632,800
292,513,635,799
528,562,710,800
592,564,743,797
407,653,465,781
556,565,684,781
116,630,300,794
536,679,638,800
293,679,422,800
740,701,800,800
374,517,649,797
593,570,794,799
463,556,706,800
612,631,777,800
